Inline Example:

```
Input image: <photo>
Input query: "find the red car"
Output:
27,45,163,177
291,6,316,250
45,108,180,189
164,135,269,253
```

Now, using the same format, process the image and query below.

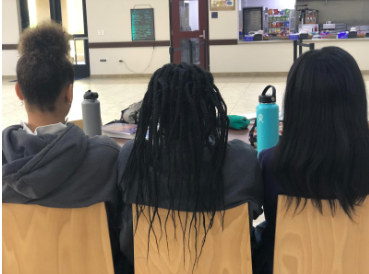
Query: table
112,128,251,147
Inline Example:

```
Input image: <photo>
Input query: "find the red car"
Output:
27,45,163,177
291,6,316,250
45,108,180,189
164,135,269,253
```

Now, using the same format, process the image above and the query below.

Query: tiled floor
3,75,369,129
2,75,290,129
2,74,369,226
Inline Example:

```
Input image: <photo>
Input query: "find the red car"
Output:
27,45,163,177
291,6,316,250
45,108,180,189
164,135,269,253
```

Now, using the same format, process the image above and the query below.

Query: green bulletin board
131,8,155,41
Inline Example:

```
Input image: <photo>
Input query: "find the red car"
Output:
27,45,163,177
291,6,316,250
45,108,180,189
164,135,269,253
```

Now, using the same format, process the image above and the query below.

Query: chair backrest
70,119,84,130
132,203,252,274
2,203,114,274
69,119,103,131
274,195,369,274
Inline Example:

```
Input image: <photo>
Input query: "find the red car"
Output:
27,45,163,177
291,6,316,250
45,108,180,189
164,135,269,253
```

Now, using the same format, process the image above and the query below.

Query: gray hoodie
2,123,123,266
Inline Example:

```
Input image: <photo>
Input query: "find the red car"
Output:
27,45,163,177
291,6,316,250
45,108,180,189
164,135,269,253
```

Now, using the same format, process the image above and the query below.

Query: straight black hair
122,63,229,267
273,46,369,217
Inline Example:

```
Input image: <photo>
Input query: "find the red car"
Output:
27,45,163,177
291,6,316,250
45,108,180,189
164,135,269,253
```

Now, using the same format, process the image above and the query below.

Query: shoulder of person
117,140,135,184
88,135,121,153
259,146,274,166
118,140,134,162
227,139,257,159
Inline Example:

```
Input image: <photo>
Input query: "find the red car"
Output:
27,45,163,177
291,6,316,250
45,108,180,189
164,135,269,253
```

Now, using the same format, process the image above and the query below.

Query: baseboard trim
90,74,153,79
66,70,369,79
211,72,289,77
212,70,369,77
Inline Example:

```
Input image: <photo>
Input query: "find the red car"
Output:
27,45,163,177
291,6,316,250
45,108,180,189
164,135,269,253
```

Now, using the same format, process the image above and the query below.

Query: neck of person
26,110,66,132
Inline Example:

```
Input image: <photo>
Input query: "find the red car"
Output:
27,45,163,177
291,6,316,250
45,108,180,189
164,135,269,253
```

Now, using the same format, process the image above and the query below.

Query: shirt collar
21,121,67,135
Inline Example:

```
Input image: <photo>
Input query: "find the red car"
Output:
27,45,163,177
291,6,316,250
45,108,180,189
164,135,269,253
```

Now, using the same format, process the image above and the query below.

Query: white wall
210,42,293,73
210,40,369,73
86,0,170,43
86,0,170,75
209,0,239,39
303,40,369,71
89,47,169,75
2,0,21,76
2,50,19,76
2,0,21,43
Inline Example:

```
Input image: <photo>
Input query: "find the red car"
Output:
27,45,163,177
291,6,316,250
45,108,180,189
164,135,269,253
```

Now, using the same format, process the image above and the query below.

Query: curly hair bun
18,21,71,60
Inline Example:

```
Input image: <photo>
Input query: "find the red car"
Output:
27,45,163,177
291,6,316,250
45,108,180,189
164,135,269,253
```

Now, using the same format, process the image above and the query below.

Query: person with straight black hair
118,63,263,267
2,21,129,272
253,46,369,274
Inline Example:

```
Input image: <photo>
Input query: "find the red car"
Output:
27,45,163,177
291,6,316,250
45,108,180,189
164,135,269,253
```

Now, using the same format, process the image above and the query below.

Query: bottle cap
259,85,276,103
84,90,99,100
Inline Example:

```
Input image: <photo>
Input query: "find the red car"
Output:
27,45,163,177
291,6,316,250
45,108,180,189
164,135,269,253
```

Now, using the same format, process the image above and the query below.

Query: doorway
19,0,90,78
170,0,209,70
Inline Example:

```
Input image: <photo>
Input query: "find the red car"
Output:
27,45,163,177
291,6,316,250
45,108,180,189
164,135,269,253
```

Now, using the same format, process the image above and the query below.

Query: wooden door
170,0,209,70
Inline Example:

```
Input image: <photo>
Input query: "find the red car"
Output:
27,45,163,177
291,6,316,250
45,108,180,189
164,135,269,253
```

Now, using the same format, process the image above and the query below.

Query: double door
19,0,90,78
170,0,209,70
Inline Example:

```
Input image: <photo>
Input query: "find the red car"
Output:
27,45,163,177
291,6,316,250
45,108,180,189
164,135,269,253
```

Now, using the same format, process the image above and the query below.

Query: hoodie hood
2,124,87,199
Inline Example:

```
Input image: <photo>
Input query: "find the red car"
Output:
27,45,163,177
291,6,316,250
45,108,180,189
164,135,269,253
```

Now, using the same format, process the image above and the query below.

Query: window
19,0,86,36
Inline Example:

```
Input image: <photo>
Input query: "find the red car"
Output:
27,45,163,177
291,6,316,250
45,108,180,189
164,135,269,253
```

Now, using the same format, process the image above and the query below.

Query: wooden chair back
274,195,369,274
132,203,252,274
69,119,84,130
69,119,104,131
2,203,114,274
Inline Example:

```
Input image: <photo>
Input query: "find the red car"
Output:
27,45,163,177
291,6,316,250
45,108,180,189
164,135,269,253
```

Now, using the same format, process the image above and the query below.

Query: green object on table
228,115,250,130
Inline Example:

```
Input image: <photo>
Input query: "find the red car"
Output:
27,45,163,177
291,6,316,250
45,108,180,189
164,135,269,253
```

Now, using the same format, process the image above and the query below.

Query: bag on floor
107,100,143,125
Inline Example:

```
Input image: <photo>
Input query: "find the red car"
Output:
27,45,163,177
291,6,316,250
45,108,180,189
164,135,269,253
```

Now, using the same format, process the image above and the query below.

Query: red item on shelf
273,9,279,15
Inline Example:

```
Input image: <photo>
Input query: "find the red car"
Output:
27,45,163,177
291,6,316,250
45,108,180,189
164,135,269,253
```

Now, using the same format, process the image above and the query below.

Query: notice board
131,8,155,41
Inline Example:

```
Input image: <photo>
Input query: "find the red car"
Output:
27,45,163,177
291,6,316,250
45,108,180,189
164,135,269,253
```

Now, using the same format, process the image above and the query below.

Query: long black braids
122,63,229,268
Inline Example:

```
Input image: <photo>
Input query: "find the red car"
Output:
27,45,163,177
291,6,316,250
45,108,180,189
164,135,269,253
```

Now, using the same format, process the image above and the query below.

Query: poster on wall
210,0,235,11
131,8,155,41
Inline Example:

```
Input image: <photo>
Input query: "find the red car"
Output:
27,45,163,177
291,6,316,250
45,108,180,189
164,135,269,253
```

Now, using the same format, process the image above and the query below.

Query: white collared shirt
21,121,67,135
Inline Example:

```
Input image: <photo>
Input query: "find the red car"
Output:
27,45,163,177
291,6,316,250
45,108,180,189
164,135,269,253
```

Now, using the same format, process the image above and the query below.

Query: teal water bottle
256,85,279,154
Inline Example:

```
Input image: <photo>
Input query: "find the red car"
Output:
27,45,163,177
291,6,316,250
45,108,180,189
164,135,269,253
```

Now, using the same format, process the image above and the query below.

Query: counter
209,38,369,73
237,37,369,44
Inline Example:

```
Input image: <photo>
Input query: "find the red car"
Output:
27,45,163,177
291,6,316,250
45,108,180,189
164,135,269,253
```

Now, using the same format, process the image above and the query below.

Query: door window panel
179,0,199,32
27,0,50,27
69,39,86,65
75,40,86,65
181,38,200,65
60,0,84,35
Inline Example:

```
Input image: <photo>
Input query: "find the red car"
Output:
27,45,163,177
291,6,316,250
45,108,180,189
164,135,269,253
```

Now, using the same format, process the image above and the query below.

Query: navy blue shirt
255,147,284,274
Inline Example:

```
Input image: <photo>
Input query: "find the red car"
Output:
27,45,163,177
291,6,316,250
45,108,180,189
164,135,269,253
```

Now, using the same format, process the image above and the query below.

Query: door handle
199,30,205,39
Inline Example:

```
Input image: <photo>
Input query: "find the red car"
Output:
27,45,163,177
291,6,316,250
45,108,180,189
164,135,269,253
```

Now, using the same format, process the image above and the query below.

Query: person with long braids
118,63,263,266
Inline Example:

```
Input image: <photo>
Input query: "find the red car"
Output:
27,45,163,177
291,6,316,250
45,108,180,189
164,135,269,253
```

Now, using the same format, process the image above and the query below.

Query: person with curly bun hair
2,21,131,273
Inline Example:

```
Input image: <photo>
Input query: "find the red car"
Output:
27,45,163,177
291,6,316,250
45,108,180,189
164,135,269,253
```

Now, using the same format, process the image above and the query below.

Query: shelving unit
266,9,293,37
